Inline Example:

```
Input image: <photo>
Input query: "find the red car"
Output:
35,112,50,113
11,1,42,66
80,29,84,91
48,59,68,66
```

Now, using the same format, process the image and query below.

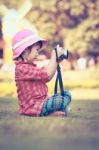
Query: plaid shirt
15,61,50,116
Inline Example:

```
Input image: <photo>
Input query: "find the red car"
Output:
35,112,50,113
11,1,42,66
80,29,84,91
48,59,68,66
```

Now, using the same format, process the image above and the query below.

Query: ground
0,97,99,150
0,67,99,150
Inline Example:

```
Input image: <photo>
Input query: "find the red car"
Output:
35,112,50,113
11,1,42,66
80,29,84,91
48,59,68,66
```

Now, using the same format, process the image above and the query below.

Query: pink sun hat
12,29,47,60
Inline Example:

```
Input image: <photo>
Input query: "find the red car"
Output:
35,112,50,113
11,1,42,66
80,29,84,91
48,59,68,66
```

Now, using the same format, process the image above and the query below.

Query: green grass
0,65,99,98
0,97,99,150
0,67,99,149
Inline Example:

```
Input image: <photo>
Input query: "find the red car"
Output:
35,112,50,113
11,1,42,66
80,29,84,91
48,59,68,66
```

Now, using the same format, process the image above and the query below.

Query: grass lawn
0,66,99,150
0,97,99,150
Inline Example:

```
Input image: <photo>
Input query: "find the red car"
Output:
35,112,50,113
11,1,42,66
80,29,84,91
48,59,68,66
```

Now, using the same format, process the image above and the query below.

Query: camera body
58,49,68,62
54,46,69,62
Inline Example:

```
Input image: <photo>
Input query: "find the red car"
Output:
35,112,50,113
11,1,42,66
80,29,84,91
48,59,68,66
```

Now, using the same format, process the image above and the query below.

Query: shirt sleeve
16,64,50,82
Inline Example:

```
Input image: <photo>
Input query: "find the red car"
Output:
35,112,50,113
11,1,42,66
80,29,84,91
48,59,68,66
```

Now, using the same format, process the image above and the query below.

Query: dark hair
28,41,43,51
38,41,43,48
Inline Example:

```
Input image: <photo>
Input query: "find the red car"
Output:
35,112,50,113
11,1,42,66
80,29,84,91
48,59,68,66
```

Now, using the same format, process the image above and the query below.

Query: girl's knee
64,90,72,104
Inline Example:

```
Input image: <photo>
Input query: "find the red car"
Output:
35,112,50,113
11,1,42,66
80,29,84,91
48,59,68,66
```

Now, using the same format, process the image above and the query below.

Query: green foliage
0,0,99,53
23,0,99,53
0,0,24,9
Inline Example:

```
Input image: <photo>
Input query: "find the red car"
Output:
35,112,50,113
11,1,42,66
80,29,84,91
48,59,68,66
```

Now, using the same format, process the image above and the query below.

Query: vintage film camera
54,46,68,62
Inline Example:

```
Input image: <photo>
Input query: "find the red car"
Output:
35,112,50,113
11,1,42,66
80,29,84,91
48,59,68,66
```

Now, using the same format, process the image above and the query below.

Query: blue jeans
40,90,72,116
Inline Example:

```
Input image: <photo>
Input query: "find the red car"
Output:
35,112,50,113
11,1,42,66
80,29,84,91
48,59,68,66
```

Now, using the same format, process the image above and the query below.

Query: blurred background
0,0,99,99
0,0,99,150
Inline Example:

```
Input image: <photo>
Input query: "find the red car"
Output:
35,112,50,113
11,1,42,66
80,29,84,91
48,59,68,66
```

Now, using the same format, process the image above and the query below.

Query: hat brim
13,37,47,60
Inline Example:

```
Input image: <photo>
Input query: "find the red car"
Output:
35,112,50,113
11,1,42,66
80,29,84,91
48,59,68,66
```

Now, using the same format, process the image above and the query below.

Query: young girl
12,29,71,117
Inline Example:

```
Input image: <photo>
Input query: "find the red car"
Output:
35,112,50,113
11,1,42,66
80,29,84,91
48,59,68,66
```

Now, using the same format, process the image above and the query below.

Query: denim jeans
40,90,72,116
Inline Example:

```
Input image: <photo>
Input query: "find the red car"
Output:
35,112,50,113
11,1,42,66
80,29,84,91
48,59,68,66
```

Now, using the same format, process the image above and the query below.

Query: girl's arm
46,45,63,80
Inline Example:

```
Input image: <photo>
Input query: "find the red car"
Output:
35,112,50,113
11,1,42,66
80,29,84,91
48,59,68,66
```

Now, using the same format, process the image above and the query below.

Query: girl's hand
56,44,64,57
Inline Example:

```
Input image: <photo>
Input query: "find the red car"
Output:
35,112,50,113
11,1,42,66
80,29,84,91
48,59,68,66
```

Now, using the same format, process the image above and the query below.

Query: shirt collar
15,60,37,66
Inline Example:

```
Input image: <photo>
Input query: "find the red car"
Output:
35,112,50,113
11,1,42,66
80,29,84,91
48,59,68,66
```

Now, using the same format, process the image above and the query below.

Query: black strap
54,48,64,96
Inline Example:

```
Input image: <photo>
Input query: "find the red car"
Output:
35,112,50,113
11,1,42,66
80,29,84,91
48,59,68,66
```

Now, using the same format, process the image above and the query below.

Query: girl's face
22,42,42,62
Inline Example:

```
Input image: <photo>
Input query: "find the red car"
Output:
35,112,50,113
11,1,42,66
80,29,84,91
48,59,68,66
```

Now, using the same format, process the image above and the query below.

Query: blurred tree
0,16,4,66
0,0,24,9
0,0,99,54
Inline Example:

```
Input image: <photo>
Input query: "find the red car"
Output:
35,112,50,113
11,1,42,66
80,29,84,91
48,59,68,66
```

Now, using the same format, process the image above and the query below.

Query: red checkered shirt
15,61,50,116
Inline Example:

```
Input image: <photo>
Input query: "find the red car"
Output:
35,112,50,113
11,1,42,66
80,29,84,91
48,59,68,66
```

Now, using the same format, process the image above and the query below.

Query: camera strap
54,48,64,96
